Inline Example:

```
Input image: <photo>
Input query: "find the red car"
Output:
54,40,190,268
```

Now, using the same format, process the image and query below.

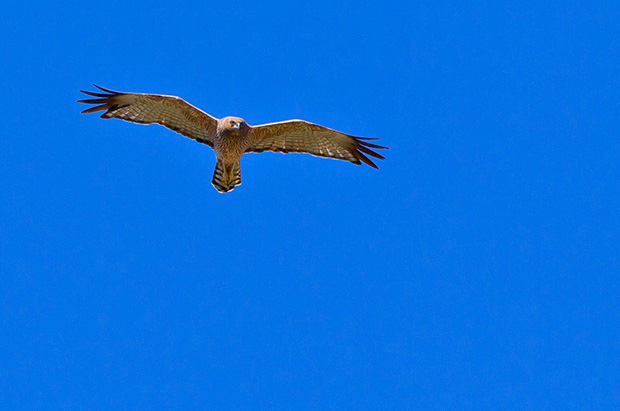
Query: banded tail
212,160,241,193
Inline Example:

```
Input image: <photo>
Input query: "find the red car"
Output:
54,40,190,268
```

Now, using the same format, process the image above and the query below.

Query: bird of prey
78,85,387,193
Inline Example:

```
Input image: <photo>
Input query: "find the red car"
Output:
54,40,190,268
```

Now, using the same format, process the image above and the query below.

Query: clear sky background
1,1,619,409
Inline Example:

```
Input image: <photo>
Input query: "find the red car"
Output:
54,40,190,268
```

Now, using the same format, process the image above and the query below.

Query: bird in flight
78,85,387,193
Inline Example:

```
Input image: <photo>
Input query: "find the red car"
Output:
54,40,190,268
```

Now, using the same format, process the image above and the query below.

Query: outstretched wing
247,119,387,168
78,85,218,148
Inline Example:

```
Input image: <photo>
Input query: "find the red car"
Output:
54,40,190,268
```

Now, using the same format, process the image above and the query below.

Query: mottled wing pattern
78,85,218,148
247,120,387,168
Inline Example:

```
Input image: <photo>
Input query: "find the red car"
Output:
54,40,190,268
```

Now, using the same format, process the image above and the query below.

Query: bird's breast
215,133,250,160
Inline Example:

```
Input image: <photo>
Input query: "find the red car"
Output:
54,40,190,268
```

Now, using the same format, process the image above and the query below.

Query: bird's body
212,117,250,192
78,85,387,193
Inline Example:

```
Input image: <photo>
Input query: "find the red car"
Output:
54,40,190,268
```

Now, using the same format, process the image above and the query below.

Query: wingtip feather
79,89,108,97
359,140,388,150
355,151,379,169
357,137,382,141
358,145,385,160
93,84,119,94
80,104,109,114
77,98,108,104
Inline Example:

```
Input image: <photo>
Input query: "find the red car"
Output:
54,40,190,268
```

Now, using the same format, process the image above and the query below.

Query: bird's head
220,116,248,134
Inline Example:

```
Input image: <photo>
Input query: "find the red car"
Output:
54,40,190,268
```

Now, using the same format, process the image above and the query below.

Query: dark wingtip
80,104,109,114
355,150,379,169
79,89,108,98
93,84,119,94
77,98,108,104
360,140,388,150
358,145,385,160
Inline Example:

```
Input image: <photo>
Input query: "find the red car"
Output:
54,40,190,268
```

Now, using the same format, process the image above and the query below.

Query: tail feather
212,160,241,193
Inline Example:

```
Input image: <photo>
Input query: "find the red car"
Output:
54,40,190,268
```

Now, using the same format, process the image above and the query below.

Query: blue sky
1,0,619,409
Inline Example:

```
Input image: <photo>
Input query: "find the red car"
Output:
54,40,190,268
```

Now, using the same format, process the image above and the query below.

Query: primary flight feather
78,85,387,193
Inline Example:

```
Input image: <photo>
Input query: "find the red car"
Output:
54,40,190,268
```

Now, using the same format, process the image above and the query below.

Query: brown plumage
78,85,388,193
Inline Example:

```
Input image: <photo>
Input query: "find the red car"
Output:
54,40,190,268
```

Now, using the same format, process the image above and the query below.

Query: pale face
220,116,248,134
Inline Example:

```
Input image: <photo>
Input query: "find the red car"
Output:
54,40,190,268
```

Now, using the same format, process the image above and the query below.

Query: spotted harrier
78,85,387,193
